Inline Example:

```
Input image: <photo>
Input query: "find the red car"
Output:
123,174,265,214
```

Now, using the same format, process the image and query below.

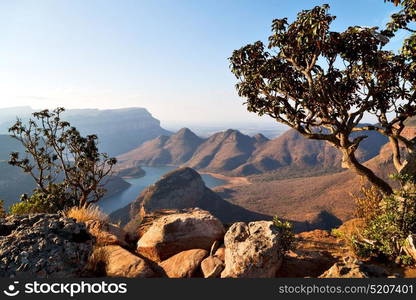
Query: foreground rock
319,257,389,278
221,221,283,278
137,208,224,262
201,256,224,278
159,249,208,278
85,220,128,247
0,214,93,278
94,245,155,278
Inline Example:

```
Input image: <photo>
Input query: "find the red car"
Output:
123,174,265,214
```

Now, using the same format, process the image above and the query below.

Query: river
99,166,226,214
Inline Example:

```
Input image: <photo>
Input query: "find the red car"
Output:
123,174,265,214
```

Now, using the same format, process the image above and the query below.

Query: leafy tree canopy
230,4,416,195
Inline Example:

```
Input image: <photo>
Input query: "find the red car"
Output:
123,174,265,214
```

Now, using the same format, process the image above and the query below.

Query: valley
0,105,411,232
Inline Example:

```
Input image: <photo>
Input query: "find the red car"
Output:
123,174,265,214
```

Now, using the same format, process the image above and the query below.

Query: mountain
117,128,204,167
110,167,272,226
185,129,267,172
0,161,36,208
0,135,24,161
110,167,341,232
0,107,171,156
234,127,388,175
117,126,387,177
214,126,416,227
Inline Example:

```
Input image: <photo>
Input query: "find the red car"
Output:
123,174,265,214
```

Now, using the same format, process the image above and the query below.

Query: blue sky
0,0,404,125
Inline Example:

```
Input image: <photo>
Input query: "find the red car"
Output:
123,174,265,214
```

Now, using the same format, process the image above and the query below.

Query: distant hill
117,126,387,177
215,127,416,227
110,167,334,232
118,128,204,166
234,127,388,175
0,135,24,161
186,129,268,172
0,107,171,156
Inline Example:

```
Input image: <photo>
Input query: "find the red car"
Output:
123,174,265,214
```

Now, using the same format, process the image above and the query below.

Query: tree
8,107,117,212
229,4,416,195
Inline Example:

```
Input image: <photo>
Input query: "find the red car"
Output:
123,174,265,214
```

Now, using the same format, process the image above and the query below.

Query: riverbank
199,172,251,188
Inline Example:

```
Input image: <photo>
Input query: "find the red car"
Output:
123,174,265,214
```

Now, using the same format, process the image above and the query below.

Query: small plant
66,205,109,223
273,216,295,252
10,183,72,215
399,254,414,266
353,185,383,223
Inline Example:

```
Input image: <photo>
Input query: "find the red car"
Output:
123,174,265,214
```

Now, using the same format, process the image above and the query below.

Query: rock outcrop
221,221,284,278
136,208,224,262
0,214,93,278
159,249,208,278
95,245,155,278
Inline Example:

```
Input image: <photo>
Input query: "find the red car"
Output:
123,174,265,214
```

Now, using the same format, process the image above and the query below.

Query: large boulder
94,245,155,278
84,220,128,247
136,208,224,262
221,221,284,278
0,214,93,278
159,249,208,278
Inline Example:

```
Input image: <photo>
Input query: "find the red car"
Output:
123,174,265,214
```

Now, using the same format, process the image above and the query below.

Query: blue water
99,166,226,214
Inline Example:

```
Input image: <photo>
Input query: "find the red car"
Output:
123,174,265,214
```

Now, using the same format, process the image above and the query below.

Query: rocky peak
174,128,201,140
253,133,269,144
139,167,206,215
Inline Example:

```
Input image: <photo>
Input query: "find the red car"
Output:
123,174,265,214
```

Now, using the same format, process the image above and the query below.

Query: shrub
273,216,295,252
66,205,109,223
351,184,416,263
353,185,383,223
8,107,117,213
10,184,71,215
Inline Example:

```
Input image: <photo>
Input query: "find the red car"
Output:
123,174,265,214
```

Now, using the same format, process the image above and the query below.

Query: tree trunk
341,149,394,195
79,193,88,208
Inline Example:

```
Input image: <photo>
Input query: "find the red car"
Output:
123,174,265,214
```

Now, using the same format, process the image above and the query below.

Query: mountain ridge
117,126,388,177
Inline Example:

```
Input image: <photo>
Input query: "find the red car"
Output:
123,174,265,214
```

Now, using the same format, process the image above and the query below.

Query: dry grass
66,205,109,223
85,246,109,276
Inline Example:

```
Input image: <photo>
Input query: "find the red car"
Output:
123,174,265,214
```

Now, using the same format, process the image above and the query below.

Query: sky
0,0,405,126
